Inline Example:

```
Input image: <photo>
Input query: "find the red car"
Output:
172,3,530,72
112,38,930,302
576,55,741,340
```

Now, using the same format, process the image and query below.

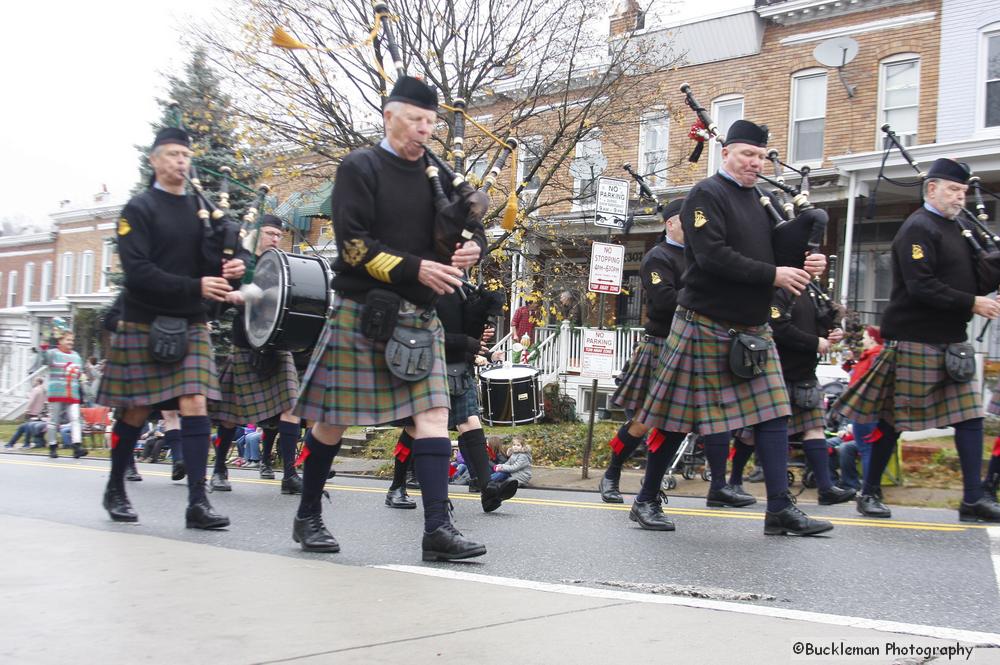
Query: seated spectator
24,378,46,422
235,426,260,468
450,449,470,485
491,437,533,487
6,418,49,449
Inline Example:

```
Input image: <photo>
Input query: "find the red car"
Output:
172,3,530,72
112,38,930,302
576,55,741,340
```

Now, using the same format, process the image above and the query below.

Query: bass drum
479,364,543,426
245,249,331,352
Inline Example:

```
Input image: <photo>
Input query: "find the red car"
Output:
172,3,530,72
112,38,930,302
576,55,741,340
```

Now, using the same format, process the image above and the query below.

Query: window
61,252,74,296
790,70,827,163
99,241,112,291
6,271,18,308
847,247,894,321
517,137,543,193
638,111,669,189
572,131,604,207
709,95,744,173
879,55,920,147
40,261,52,302
466,153,491,186
79,251,94,294
23,262,34,304
982,26,1000,129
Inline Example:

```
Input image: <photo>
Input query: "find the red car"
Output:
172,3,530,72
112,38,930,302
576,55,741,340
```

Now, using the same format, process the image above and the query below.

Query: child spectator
491,437,533,487
42,331,87,459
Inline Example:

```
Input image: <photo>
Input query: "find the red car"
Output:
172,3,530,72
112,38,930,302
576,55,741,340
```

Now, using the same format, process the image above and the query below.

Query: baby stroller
661,432,708,491
793,378,849,488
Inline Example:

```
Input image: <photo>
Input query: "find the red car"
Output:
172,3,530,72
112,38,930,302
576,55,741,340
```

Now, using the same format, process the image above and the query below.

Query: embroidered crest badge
117,218,131,236
650,271,662,285
343,238,368,266
911,244,924,260
770,306,781,320
694,210,708,228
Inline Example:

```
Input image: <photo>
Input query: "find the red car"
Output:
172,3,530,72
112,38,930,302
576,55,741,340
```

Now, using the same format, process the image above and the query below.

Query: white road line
989,527,1000,600
375,564,1000,646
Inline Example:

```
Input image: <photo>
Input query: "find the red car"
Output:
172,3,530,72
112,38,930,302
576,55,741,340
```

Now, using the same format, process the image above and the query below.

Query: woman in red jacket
839,326,884,490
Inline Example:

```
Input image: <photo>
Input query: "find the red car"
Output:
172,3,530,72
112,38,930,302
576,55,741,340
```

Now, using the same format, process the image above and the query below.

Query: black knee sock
297,430,340,518
703,433,730,492
754,418,791,512
181,416,212,505
862,420,898,496
214,426,236,474
277,421,300,476
109,421,143,490
605,423,644,481
954,418,985,504
729,439,754,485
802,438,834,491
165,429,182,462
389,430,414,490
636,431,686,502
261,428,277,467
985,453,1000,490
412,437,453,532
457,429,492,487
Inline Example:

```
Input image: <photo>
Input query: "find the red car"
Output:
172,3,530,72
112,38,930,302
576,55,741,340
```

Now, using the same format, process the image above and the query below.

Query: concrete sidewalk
1,514,997,665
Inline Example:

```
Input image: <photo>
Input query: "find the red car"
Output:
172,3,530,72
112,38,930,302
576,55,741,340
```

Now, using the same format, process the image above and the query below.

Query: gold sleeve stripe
365,252,403,282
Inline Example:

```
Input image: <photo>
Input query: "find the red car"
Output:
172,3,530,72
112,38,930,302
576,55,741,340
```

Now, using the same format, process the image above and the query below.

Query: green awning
291,182,333,230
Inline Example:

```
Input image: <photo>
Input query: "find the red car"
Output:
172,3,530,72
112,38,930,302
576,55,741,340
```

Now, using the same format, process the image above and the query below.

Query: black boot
259,461,275,480
707,484,757,508
103,484,138,523
210,470,232,492
959,496,1000,523
385,485,416,509
599,475,624,503
48,444,58,459
171,460,187,481
817,485,856,505
764,494,833,536
481,478,518,513
629,497,675,531
293,511,340,552
856,490,891,518
72,443,89,459
730,484,756,505
421,523,486,561
126,458,142,482
281,474,303,495
185,495,230,530
405,465,420,489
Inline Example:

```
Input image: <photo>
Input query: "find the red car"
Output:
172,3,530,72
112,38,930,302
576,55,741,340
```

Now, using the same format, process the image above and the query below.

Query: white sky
0,0,750,229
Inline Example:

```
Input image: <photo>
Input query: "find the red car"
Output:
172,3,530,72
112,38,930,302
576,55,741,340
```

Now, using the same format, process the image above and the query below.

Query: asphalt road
1,454,998,635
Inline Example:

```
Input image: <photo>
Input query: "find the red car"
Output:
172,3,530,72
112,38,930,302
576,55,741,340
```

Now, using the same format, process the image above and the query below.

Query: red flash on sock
394,441,411,463
992,436,1000,458
110,432,120,449
647,429,666,453
212,435,220,449
608,435,624,454
295,446,310,468
863,428,883,443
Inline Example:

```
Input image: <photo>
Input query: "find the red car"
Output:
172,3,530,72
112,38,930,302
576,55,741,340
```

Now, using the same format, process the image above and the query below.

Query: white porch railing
0,366,46,421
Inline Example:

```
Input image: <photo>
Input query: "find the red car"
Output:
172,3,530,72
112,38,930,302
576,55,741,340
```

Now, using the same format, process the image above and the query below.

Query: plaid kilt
636,308,790,435
209,348,298,424
294,296,450,426
96,321,220,409
788,404,826,437
836,341,981,431
611,335,668,411
448,372,480,431
988,385,1000,416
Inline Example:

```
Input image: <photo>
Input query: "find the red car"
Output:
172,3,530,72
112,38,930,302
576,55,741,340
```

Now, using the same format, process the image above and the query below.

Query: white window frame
61,252,74,296
99,241,112,291
23,262,34,305
789,68,828,166
79,251,94,294
517,136,543,196
6,271,18,309
708,95,745,174
978,22,1000,133
877,53,920,148
572,130,603,210
637,109,669,190
40,261,52,302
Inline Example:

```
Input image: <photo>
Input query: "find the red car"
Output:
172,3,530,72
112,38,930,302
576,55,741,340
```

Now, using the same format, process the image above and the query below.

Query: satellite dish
813,37,859,98
569,152,608,180
813,37,859,68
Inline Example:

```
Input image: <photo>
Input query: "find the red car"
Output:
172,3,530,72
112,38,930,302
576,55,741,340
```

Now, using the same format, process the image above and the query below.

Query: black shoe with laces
171,460,187,481
281,474,304,495
707,484,757,508
103,484,138,523
210,471,231,492
730,484,756,505
385,485,416,508
959,496,1000,523
259,463,275,480
629,497,675,531
856,490,891,518
764,493,833,536
185,498,230,530
421,522,486,561
73,444,89,459
599,475,624,503
818,485,855,505
293,512,340,552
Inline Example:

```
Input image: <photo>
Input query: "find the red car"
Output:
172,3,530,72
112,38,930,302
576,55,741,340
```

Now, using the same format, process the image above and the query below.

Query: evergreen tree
133,48,259,217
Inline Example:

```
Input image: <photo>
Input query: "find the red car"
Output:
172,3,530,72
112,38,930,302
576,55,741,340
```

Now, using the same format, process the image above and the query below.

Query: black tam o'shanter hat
723,120,769,147
926,158,971,185
152,127,191,150
386,76,438,111
661,198,684,221
260,214,285,230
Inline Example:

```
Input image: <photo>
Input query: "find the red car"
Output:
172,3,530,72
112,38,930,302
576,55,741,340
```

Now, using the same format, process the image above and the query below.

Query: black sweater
880,206,997,343
436,290,483,364
641,241,686,337
117,188,227,323
678,174,778,326
330,146,486,307
770,288,824,382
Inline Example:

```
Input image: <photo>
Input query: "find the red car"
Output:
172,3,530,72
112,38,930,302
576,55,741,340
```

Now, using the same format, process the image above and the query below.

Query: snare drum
245,249,331,352
479,364,543,425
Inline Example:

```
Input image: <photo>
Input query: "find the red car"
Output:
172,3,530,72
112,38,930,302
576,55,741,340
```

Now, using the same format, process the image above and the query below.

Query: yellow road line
0,456,978,533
